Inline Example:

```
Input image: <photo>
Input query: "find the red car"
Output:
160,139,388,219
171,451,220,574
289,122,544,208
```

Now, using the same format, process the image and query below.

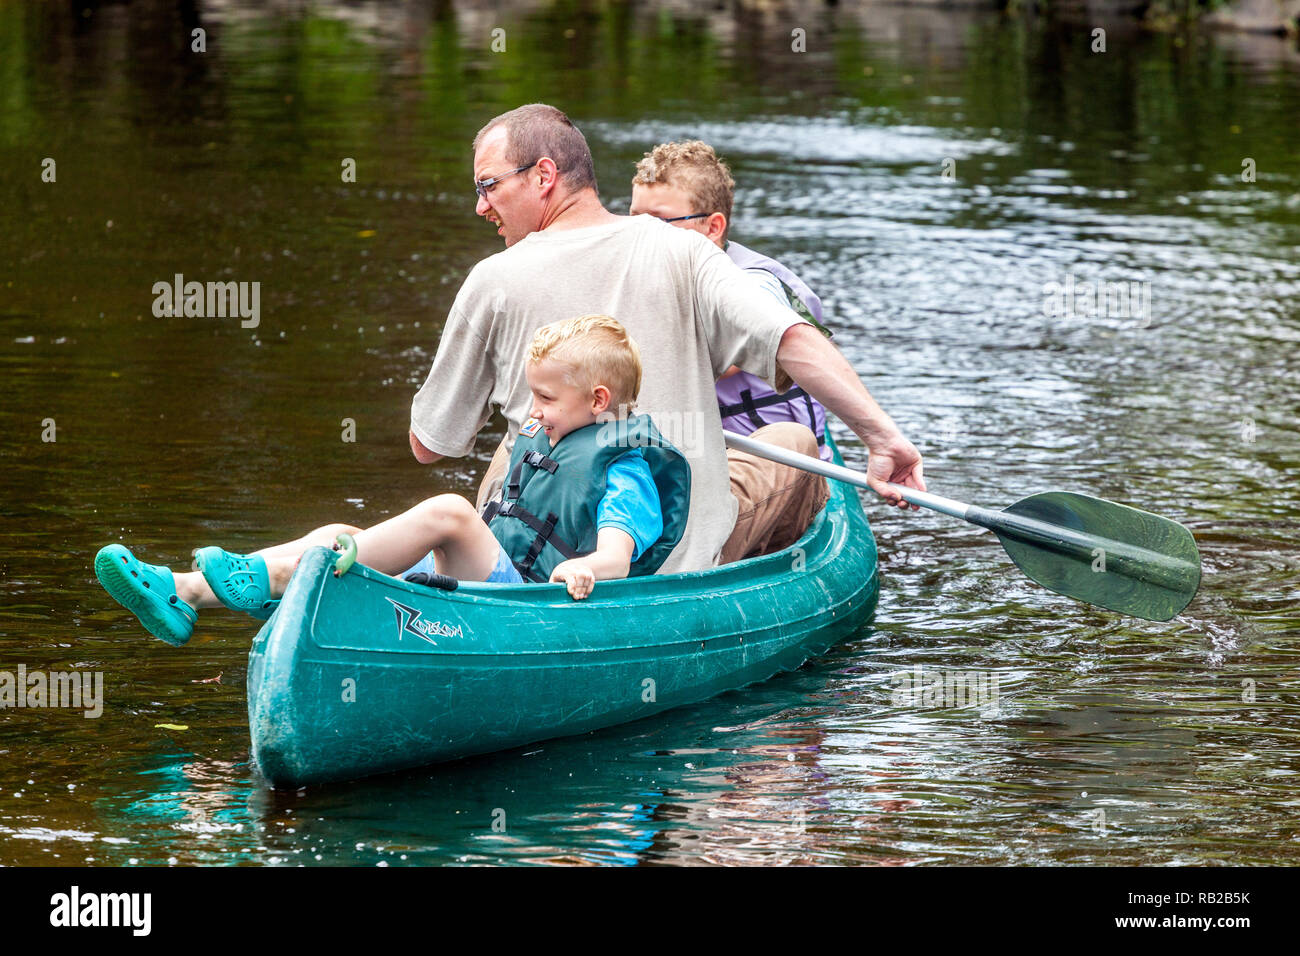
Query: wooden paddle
723,430,1201,622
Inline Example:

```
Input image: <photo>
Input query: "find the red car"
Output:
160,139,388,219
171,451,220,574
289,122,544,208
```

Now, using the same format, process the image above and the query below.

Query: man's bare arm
409,429,444,465
774,323,925,508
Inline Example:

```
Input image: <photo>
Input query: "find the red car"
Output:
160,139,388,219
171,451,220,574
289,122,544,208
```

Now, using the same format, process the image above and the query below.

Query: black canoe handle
403,571,459,592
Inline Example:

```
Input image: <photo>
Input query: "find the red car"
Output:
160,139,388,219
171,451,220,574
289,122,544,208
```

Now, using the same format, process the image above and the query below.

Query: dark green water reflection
1,1,1298,865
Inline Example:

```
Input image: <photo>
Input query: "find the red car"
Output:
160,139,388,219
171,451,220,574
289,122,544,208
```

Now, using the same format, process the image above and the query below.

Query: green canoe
247,436,879,788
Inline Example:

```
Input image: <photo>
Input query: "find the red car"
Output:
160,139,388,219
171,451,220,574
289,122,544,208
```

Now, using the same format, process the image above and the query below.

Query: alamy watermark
596,406,709,455
151,273,260,328
1,665,104,718
890,665,999,710
1042,272,1151,328
50,886,150,936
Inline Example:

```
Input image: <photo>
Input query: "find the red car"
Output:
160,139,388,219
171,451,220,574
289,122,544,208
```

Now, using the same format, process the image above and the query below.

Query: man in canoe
95,316,691,642
630,138,835,467
409,103,925,573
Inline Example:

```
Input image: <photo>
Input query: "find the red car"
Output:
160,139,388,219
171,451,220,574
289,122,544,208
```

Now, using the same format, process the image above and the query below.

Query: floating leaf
154,723,188,731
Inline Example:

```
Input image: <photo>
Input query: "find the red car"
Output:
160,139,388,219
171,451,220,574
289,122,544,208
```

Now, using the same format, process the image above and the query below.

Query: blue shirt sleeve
597,449,663,563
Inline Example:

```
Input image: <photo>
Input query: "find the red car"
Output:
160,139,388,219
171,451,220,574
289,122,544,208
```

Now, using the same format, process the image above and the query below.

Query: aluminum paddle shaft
722,429,1201,621
723,429,962,511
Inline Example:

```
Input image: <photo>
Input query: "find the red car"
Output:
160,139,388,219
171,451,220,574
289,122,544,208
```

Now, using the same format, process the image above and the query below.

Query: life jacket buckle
522,450,558,474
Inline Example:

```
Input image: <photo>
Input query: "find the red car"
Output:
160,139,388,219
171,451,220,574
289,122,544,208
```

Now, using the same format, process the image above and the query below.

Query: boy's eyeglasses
659,213,711,223
474,162,537,199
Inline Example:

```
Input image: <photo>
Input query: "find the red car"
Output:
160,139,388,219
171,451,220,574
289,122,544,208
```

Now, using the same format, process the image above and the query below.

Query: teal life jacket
481,414,692,583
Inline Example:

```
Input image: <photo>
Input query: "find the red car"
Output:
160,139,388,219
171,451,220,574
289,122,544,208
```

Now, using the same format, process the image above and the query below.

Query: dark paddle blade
972,492,1201,622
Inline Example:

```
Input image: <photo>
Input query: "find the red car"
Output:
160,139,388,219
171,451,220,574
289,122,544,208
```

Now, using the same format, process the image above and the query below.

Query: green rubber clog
193,546,279,620
94,544,196,647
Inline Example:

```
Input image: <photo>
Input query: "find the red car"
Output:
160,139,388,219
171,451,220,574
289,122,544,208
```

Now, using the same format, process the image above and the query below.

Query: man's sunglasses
474,162,537,199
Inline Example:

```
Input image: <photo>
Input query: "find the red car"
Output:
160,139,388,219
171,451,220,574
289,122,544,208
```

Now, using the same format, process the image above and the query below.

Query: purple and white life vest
725,240,825,326
718,240,832,461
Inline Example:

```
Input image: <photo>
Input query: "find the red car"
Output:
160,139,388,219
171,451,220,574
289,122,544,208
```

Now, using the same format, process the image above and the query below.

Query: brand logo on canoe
386,598,463,645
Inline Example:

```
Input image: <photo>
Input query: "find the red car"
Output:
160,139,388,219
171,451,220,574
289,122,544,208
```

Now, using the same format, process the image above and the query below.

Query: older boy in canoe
629,139,837,562
630,139,835,463
95,316,690,645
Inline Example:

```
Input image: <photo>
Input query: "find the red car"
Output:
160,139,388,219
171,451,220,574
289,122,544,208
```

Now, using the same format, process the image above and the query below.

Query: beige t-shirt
410,214,804,572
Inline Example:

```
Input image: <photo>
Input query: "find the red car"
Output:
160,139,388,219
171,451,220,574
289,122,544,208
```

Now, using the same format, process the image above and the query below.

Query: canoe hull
247,458,878,788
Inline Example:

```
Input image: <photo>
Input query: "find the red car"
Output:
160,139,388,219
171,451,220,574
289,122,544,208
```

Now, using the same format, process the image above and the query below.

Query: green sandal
193,547,279,620
94,545,197,647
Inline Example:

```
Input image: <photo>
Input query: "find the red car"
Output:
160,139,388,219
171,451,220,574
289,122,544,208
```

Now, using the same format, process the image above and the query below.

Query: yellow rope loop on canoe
333,532,358,577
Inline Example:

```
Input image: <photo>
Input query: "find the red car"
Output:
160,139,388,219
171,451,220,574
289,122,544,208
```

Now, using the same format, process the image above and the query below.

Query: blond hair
527,315,642,410
632,140,735,238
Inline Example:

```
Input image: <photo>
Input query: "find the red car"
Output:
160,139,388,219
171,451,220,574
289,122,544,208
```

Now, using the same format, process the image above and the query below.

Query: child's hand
550,560,596,600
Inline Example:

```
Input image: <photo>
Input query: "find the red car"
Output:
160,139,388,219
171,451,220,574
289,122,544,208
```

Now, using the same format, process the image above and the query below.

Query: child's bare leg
173,572,223,609
352,494,502,580
253,523,362,560
172,522,361,608
171,497,498,609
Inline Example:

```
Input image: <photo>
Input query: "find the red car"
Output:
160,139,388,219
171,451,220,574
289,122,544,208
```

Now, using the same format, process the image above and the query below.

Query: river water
1,1,1297,866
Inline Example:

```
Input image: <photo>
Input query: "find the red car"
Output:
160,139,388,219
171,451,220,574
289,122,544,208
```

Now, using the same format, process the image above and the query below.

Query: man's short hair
633,140,736,236
527,314,642,410
473,103,598,194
